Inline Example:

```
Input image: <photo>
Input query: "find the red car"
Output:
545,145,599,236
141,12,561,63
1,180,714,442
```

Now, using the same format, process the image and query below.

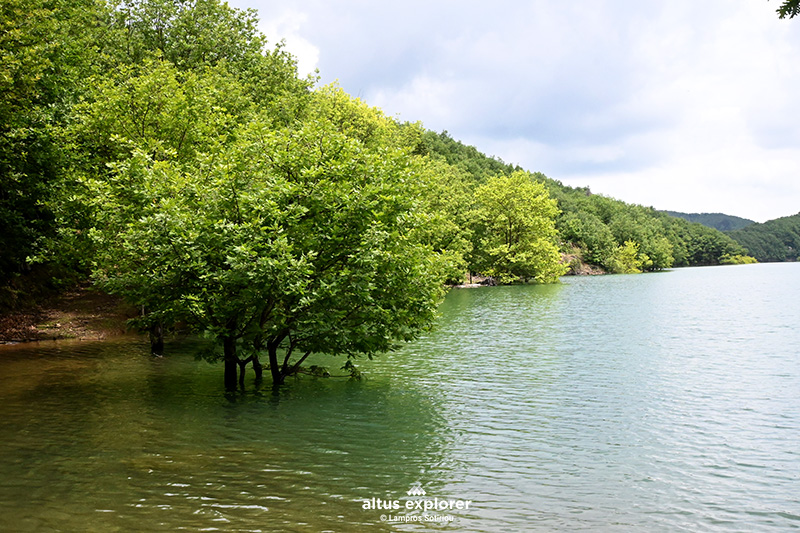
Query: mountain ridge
662,211,755,232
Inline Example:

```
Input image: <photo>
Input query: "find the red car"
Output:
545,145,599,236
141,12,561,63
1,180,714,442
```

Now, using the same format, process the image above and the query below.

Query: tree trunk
268,342,284,386
238,359,248,388
252,354,263,382
223,336,238,391
149,322,164,355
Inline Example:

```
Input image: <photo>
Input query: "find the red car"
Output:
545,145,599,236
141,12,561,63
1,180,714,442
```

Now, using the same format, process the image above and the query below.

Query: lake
1,263,799,531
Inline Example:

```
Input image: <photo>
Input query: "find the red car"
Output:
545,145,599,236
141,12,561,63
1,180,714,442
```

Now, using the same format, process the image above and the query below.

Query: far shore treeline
1,0,786,386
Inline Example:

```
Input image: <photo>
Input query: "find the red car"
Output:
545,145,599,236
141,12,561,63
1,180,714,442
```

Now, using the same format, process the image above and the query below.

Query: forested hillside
2,0,757,327
664,211,755,232
0,0,571,385
420,132,753,274
728,213,800,262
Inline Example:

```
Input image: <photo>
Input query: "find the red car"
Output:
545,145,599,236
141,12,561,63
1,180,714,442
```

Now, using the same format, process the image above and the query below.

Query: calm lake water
1,263,799,532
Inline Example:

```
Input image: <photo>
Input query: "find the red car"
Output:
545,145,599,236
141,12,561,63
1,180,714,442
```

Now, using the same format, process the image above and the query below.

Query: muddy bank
0,287,136,343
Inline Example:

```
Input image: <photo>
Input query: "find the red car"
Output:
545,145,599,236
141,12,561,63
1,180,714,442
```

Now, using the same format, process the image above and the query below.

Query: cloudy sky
229,0,800,222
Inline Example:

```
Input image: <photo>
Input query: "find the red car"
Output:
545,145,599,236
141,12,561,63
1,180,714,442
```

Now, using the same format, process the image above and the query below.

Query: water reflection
378,284,568,531
2,265,800,531
0,339,456,532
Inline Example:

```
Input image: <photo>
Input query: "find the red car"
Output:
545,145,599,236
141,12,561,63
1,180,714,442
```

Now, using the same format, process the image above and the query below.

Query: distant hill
421,131,750,271
727,213,800,262
664,211,755,232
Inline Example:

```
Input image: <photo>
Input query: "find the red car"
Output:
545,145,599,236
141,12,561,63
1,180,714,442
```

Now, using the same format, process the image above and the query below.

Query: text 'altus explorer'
362,497,473,512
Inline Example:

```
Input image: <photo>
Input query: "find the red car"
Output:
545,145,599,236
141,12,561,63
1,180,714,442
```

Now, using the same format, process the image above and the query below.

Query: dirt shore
0,287,137,343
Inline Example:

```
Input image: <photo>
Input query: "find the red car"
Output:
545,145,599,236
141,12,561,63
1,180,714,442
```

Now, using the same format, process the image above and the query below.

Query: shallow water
1,263,799,531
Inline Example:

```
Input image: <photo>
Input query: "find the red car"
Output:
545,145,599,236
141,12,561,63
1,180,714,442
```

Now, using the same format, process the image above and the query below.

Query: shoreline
2,264,609,343
0,287,135,344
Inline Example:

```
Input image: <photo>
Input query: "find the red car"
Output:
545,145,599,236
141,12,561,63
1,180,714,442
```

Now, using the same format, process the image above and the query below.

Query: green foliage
471,171,567,284
719,254,758,265
72,60,249,165
548,189,673,272
0,0,108,292
728,213,800,262
102,0,312,121
545,179,751,271
307,365,331,378
3,0,456,389
664,211,754,232
341,360,363,380
558,211,616,266
665,218,747,266
112,0,266,67
1,0,311,303
418,130,754,276
109,0,312,91
308,84,411,149
107,0,313,123
413,160,477,284
88,79,448,383
774,0,800,18
606,241,646,274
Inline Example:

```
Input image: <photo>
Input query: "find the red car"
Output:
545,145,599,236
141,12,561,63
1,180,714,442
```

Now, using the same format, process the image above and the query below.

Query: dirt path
0,287,137,343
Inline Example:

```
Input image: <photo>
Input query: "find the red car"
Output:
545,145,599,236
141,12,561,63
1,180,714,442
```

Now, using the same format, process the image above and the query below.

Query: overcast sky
229,0,800,222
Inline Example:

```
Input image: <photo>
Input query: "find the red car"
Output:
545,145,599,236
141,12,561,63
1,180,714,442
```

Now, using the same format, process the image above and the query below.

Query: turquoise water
1,263,799,531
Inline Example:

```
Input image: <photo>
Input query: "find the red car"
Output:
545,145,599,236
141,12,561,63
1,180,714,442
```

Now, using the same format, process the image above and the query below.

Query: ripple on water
1,265,799,531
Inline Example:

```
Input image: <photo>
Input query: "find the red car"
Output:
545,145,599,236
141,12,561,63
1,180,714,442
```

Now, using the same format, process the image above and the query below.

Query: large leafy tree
471,171,567,284
40,1,449,389
1,0,310,306
88,78,448,388
411,160,477,284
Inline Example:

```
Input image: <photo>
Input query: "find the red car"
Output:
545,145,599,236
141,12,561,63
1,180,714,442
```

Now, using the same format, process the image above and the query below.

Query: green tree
471,171,566,284
719,253,758,265
558,211,617,267
420,130,518,183
89,84,448,388
69,60,252,168
1,0,310,308
543,175,753,272
110,0,311,117
0,0,107,300
606,240,646,274
413,160,476,284
113,0,266,67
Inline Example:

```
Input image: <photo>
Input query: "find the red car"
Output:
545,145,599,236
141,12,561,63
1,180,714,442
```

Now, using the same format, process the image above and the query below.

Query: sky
228,0,800,223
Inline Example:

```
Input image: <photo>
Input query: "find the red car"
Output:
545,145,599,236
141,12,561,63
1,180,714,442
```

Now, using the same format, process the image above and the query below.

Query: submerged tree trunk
252,354,263,381
223,336,238,391
237,358,248,388
232,354,263,387
149,322,164,354
268,342,284,386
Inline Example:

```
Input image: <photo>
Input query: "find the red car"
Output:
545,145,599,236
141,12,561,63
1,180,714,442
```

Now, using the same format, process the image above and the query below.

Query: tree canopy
74,43,450,387
0,0,108,300
2,0,775,388
470,172,566,284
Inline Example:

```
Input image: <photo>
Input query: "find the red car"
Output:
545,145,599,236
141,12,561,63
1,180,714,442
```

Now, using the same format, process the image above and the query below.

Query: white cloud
230,0,800,222
370,76,459,127
254,8,320,77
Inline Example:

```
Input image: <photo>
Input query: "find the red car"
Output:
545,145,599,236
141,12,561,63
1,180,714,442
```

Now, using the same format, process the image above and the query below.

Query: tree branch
288,350,313,376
